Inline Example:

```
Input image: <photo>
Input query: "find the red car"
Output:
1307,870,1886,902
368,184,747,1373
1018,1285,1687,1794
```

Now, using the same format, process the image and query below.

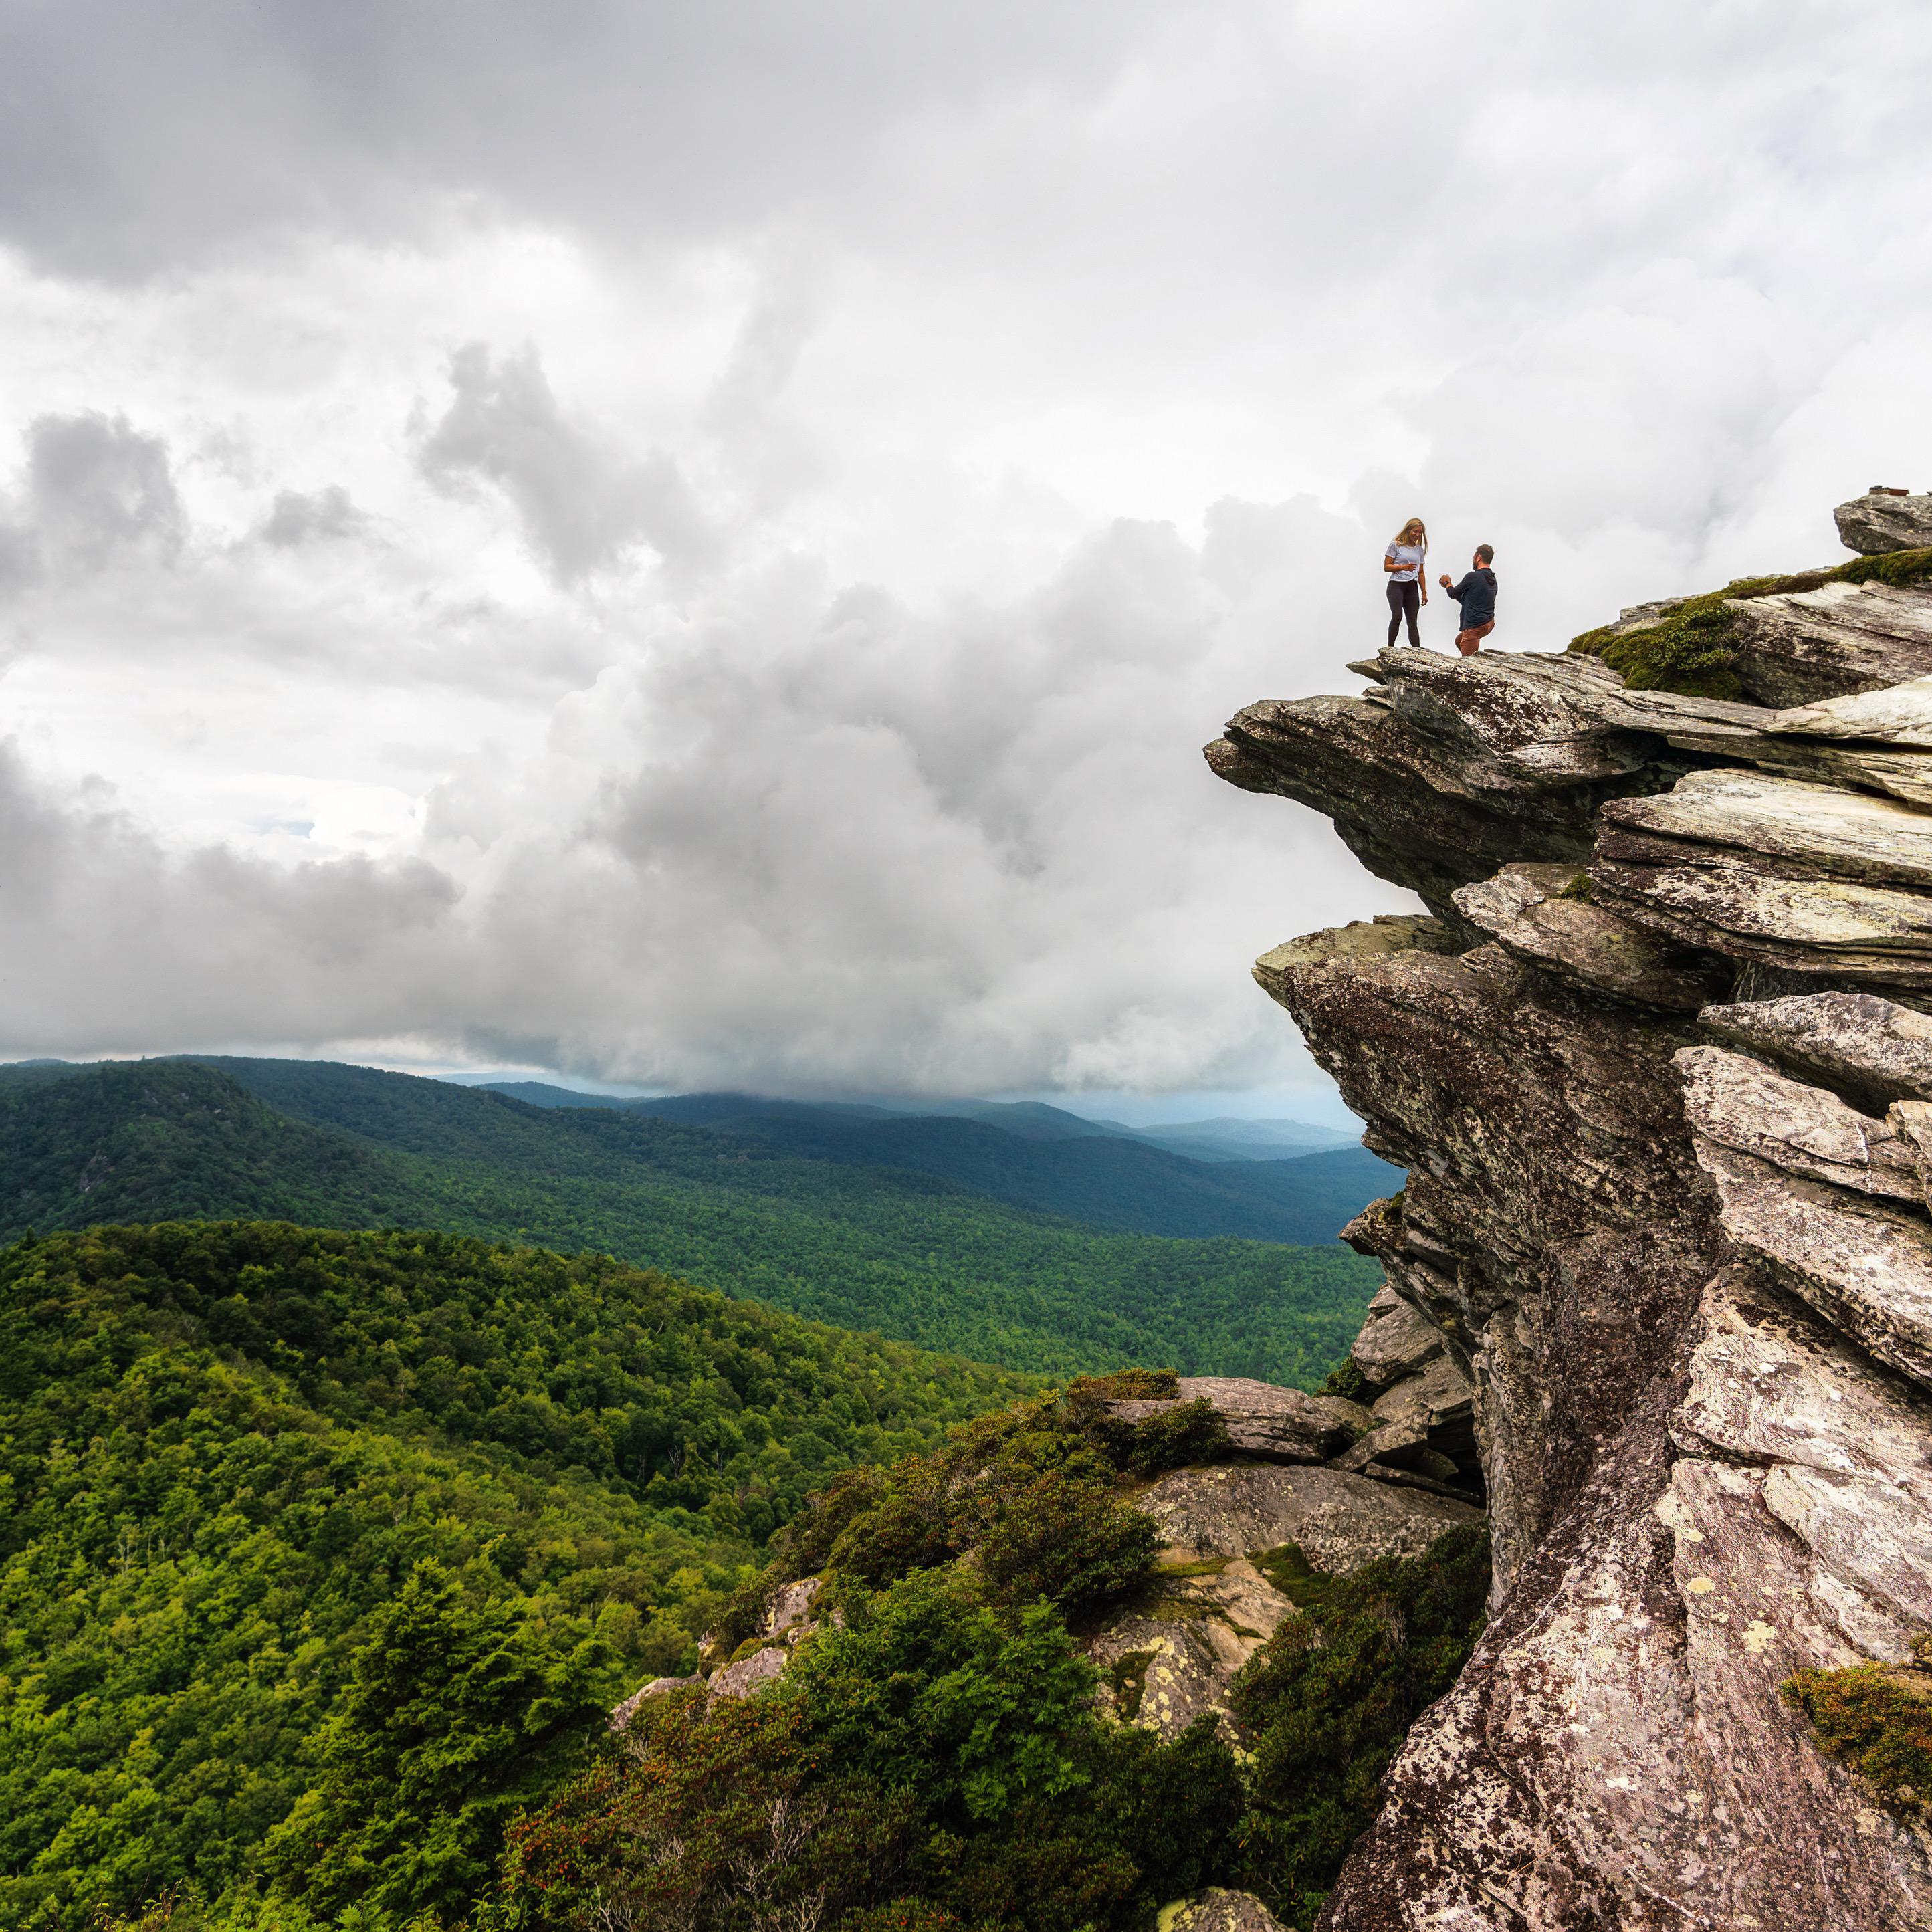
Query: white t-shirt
1385,541,1425,582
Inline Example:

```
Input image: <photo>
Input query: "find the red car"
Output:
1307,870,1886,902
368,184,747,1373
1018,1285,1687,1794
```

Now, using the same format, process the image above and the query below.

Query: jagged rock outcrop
1103,1374,1370,1461
1207,494,1932,1931
1087,1457,1480,1744
1838,488,1932,556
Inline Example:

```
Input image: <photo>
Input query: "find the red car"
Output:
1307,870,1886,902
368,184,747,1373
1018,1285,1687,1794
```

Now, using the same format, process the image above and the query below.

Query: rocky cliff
1208,489,1932,1931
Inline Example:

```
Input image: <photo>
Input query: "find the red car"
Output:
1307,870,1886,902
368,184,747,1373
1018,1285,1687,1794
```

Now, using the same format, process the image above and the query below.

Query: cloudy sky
1,1,1927,1114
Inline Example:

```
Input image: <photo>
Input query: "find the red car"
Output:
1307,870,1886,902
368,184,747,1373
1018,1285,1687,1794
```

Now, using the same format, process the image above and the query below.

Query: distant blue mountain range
480,1083,1390,1245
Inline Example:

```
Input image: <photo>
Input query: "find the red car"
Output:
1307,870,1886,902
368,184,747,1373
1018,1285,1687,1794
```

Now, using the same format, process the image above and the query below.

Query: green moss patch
1568,546,1932,698
1782,1643,1932,1815
1105,1648,1157,1721
1251,1542,1344,1614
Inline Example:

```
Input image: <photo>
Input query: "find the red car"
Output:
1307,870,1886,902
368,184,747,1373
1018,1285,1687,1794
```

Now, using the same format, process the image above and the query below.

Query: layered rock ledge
1208,497,1932,1931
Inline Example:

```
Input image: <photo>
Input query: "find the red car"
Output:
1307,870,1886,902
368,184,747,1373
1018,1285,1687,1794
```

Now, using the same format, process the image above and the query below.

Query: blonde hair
1393,518,1427,549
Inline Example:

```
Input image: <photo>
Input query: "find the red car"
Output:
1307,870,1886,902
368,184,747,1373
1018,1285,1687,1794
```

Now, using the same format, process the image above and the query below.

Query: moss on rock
1568,547,1932,697
1782,1640,1932,1816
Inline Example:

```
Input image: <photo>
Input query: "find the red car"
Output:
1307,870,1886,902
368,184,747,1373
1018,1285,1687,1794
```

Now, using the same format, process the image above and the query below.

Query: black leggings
1386,578,1420,646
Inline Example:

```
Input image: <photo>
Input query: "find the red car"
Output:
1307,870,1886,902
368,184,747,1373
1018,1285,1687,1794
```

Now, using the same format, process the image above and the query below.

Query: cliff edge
1208,496,1932,1931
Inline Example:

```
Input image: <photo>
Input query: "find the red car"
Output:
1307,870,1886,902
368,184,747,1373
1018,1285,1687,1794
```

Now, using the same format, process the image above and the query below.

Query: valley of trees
0,1220,1482,1931
0,1060,1382,1384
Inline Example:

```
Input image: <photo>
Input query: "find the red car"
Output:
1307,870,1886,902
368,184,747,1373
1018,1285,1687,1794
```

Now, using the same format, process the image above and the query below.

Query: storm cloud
0,1,1928,1100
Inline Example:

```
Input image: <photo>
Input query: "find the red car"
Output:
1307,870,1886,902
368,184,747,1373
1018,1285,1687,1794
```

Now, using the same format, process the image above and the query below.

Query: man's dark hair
1475,544,1495,564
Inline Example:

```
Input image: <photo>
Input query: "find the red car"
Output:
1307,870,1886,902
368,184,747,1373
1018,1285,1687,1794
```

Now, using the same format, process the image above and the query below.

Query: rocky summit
1208,498,1932,1930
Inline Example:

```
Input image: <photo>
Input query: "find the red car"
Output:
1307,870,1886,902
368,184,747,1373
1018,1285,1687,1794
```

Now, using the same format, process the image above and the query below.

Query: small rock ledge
1207,495,1932,1931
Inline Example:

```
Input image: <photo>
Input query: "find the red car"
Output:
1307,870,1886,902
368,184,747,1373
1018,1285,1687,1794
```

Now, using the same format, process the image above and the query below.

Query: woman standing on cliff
1383,517,1428,646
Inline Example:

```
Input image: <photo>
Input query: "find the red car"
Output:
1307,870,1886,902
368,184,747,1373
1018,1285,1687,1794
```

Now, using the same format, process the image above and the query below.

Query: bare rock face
1137,1462,1480,1573
1088,1558,1298,1742
1837,489,1932,556
1107,1375,1369,1462
608,1673,702,1731
1205,518,1932,1929
1348,1282,1446,1390
707,1643,790,1702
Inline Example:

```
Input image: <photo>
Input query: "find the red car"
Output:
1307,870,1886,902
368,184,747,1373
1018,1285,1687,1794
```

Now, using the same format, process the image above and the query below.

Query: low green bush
1231,1524,1491,1925
1782,1638,1932,1815
502,1570,1243,1932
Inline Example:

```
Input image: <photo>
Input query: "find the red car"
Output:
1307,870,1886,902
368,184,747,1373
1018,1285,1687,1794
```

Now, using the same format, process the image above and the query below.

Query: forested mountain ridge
0,1220,1034,1931
0,1057,1381,1384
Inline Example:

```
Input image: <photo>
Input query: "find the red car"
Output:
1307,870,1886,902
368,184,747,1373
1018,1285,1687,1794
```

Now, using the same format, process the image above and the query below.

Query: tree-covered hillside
0,1222,1033,1931
0,1061,1383,1385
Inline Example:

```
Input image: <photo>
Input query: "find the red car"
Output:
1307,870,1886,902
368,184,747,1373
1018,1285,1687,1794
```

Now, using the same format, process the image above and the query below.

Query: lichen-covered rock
1106,1376,1368,1462
1836,490,1932,556
1157,1888,1286,1932
1138,1462,1479,1572
1348,1283,1446,1391
1087,1558,1298,1741
1211,534,1932,1929
759,1575,822,1638
1675,1043,1921,1200
1699,988,1932,1111
1721,578,1932,707
1453,859,1732,1011
1691,1139,1932,1391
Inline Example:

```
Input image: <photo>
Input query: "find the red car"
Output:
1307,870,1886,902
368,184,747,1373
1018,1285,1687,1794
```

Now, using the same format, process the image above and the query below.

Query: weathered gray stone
1767,671,1932,748
1211,550,1932,1930
1674,1043,1921,1200
1157,1889,1287,1932
1453,859,1733,1010
1137,1462,1479,1573
758,1575,822,1639
1605,766,1932,889
1348,1282,1446,1391
1836,490,1932,556
1087,1558,1298,1742
1725,579,1932,708
1700,988,1932,1111
1691,1140,1932,1392
1106,1376,1369,1462
608,1674,701,1731
707,1644,789,1701
1592,838,1932,984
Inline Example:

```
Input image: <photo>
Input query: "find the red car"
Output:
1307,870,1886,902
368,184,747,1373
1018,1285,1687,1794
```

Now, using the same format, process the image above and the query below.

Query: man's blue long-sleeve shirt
1447,567,1497,627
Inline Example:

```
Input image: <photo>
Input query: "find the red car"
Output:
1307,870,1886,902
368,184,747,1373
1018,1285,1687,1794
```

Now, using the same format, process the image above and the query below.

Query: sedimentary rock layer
1207,498,1932,1930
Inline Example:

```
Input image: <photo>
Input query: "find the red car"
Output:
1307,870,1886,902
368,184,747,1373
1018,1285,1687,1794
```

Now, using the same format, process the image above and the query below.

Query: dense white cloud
0,0,1928,1098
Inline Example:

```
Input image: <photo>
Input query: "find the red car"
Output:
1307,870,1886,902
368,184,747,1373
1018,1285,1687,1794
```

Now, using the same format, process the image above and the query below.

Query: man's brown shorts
1454,621,1495,657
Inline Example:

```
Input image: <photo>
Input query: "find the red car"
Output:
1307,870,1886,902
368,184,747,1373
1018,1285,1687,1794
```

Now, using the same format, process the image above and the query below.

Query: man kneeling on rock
1440,544,1497,655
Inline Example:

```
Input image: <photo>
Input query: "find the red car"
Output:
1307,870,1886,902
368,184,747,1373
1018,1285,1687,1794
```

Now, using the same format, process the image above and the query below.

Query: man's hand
1438,573,1452,588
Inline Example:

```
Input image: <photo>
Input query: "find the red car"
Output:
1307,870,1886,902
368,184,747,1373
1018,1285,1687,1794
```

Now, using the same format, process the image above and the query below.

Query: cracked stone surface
1207,524,1932,1929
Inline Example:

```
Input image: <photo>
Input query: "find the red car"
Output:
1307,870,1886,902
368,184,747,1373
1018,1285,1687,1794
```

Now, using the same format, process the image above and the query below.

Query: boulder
759,1575,822,1639
1674,1044,1921,1201
608,1674,701,1732
1699,989,1932,1111
1836,490,1932,556
1087,1558,1298,1741
1137,1461,1479,1574
1156,1889,1287,1932
707,1644,789,1702
1723,579,1932,708
1348,1282,1447,1391
1106,1375,1368,1463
